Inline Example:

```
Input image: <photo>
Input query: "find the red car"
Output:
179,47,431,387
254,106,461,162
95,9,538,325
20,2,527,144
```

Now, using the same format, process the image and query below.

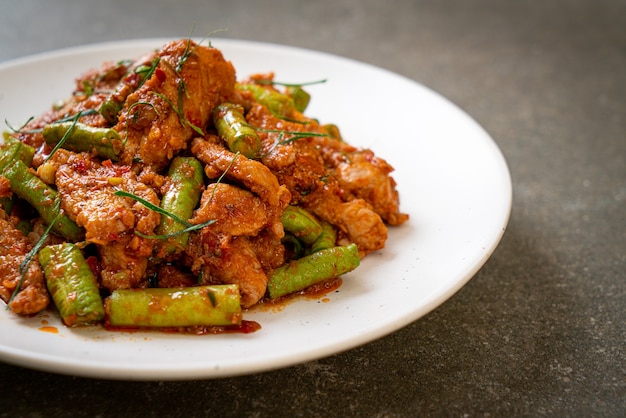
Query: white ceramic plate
0,39,511,380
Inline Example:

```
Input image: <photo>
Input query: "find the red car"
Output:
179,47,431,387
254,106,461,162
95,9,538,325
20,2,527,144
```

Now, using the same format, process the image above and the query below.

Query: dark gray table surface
0,0,624,416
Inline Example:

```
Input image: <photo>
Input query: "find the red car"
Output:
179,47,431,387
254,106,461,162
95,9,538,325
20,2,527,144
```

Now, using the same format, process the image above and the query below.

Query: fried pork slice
114,39,236,170
155,264,197,288
248,228,286,271
183,151,290,307
97,236,151,291
186,231,269,308
191,137,292,211
329,149,409,226
306,193,388,254
51,150,160,290
190,183,277,237
0,213,49,315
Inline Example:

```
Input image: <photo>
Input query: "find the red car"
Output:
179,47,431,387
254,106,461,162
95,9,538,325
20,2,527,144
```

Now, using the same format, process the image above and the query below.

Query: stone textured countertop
0,0,623,416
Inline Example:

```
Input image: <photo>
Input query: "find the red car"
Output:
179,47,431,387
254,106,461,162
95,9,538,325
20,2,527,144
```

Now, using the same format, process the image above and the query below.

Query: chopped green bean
1,159,83,241
38,243,105,326
280,205,323,245
267,243,360,299
106,285,242,328
285,85,311,113
99,57,160,125
321,124,343,141
308,221,337,254
0,137,38,224
99,99,124,125
0,136,34,171
42,121,123,161
282,233,305,259
0,141,20,173
0,196,13,214
157,157,205,256
213,102,261,159
236,83,295,118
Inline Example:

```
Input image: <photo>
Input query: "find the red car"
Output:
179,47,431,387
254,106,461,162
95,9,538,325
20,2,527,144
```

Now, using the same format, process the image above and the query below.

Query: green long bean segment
280,205,323,245
99,100,124,125
38,243,105,326
308,221,337,254
0,136,34,172
157,157,205,256
235,83,295,118
321,124,343,141
0,158,83,241
285,85,311,113
106,285,242,328
42,121,123,161
267,243,360,299
0,139,34,228
213,102,261,159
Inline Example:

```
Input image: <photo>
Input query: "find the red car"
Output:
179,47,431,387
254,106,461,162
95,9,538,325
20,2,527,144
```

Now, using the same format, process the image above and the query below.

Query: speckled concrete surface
0,0,624,416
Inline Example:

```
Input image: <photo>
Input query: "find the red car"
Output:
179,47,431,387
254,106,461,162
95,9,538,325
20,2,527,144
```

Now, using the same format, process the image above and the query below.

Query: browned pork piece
114,39,236,170
191,183,277,237
191,136,292,212
316,145,409,227
48,150,160,290
243,98,408,255
0,212,49,315
185,231,270,309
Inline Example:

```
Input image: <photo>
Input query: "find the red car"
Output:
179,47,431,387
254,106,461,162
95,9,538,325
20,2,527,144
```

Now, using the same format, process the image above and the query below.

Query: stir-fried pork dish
0,39,407,331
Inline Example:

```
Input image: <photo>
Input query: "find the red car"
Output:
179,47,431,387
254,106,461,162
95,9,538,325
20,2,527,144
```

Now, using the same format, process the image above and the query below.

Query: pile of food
0,39,408,333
